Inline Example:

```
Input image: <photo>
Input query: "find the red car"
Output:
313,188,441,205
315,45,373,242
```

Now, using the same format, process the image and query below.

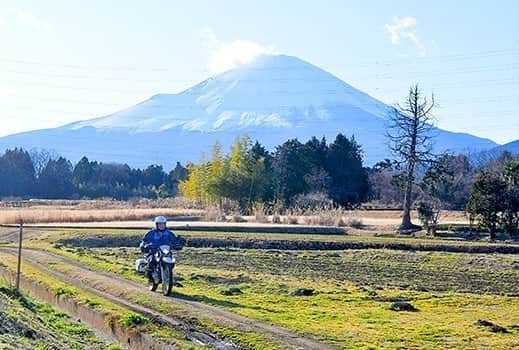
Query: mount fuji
0,54,498,168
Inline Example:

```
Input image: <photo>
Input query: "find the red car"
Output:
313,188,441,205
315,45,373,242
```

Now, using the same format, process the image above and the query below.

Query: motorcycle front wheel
161,264,173,296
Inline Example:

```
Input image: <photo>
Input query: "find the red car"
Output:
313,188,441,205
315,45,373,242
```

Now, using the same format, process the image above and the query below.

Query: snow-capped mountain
68,55,390,133
0,55,498,168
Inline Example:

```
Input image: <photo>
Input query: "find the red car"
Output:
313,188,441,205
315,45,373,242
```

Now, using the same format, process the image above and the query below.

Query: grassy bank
0,252,209,349
0,277,115,349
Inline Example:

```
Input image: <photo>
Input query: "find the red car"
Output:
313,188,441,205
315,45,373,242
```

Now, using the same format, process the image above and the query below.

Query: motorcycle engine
135,258,147,273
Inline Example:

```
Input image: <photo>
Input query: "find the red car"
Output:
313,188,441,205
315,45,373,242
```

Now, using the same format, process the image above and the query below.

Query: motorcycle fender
162,256,175,264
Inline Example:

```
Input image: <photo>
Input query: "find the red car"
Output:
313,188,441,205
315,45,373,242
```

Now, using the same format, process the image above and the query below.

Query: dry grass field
0,199,469,237
0,207,203,224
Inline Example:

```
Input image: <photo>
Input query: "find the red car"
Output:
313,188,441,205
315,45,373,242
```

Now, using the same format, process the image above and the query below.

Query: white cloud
200,28,277,74
0,9,49,30
14,9,49,30
0,84,14,97
384,16,425,56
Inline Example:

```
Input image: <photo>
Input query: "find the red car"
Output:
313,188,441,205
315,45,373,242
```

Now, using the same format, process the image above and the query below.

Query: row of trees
0,148,188,200
0,139,516,237
179,134,370,212
368,152,518,237
369,84,518,236
368,153,477,211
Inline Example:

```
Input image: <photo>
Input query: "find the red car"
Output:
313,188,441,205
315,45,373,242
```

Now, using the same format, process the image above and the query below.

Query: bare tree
29,148,58,178
386,84,436,233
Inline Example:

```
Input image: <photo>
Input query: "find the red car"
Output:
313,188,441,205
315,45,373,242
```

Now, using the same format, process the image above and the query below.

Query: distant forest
0,133,517,214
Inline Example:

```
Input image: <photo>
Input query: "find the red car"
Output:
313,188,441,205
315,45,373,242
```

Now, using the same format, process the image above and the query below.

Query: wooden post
15,220,23,292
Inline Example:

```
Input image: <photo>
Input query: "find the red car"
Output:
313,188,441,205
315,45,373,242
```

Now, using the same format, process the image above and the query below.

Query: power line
0,48,517,72
1,77,517,102
2,61,517,84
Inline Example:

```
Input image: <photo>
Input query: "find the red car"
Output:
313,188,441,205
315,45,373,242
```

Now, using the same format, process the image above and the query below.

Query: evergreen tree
502,161,519,236
467,172,507,239
141,164,166,187
166,162,188,195
249,141,275,203
325,134,369,206
0,148,36,197
303,137,330,193
38,157,74,198
273,139,308,205
73,157,95,187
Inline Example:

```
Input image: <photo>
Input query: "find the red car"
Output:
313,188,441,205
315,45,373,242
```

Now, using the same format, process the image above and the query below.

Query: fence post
15,220,23,292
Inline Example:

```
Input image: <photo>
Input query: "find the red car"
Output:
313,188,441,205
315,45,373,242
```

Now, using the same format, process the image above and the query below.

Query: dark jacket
140,228,183,252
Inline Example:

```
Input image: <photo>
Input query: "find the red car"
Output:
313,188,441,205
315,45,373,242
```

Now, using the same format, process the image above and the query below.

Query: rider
139,216,182,284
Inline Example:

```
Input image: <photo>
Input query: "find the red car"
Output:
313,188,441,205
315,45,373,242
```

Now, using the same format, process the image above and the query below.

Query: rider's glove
140,242,152,253
171,236,186,250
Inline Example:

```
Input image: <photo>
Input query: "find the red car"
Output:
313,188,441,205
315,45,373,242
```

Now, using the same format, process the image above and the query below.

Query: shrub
417,201,440,235
336,217,347,227
346,218,364,229
120,312,149,327
107,345,123,350
204,205,225,222
253,205,269,223
292,192,333,209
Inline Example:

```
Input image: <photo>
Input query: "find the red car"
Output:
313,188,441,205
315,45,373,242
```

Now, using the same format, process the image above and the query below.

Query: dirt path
0,247,335,350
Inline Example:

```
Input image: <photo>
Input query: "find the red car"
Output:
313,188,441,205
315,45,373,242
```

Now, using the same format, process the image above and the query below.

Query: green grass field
20,226,518,349
0,277,114,350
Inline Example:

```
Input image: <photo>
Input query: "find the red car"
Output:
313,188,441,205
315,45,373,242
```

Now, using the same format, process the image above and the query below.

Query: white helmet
154,216,167,225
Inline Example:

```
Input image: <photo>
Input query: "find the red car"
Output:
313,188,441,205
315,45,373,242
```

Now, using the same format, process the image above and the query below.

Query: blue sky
0,0,518,143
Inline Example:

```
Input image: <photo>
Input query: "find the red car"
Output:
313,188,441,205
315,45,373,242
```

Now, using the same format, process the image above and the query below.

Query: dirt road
0,247,335,350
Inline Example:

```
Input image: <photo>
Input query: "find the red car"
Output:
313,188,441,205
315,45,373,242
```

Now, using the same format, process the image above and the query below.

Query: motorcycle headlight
159,245,171,255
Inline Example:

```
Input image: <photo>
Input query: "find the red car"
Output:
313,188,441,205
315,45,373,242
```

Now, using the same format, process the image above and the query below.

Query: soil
0,247,335,350
58,234,519,254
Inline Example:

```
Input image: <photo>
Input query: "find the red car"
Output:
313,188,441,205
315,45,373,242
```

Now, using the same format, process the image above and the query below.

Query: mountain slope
0,55,498,168
491,140,519,154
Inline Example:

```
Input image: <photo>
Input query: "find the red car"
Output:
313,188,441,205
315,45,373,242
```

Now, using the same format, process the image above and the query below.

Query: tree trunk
401,181,413,228
489,218,497,240
398,90,421,234
398,180,421,233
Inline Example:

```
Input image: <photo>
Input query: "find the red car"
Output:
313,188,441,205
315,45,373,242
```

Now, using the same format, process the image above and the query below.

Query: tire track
0,247,335,350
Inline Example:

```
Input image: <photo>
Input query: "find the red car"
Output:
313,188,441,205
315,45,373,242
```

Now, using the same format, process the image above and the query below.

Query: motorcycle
136,244,176,296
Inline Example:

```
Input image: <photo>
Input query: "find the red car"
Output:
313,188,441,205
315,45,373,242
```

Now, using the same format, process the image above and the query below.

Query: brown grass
231,215,247,223
0,207,203,224
272,214,281,224
346,218,364,229
0,198,467,229
253,206,269,223
204,206,226,222
0,197,203,210
282,216,299,225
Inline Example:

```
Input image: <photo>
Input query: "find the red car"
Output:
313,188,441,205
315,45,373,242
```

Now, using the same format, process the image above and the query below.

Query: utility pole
15,220,23,292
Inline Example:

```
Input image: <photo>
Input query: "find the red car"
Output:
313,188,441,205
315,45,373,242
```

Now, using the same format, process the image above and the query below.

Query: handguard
140,242,152,253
